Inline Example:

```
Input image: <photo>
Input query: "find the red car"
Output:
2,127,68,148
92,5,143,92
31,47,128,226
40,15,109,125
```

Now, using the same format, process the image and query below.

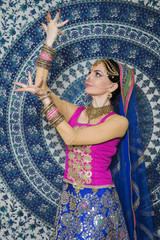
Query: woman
13,10,153,240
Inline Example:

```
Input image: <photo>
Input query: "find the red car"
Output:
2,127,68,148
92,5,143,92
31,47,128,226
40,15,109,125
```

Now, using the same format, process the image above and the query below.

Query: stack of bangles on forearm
41,94,64,128
36,42,56,70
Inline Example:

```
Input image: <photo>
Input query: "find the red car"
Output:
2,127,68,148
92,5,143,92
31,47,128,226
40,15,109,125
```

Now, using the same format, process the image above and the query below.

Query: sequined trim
63,178,115,189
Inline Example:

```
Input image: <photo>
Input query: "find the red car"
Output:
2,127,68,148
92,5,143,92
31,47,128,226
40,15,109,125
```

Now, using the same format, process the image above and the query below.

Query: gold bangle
36,64,51,70
37,57,51,67
43,42,56,55
41,47,56,58
51,116,64,127
36,63,51,70
42,102,55,114
41,49,54,58
37,58,52,66
49,112,62,124
36,58,52,70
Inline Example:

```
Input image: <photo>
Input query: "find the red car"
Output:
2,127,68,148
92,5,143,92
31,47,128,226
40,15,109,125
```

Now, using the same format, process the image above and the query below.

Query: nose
86,73,91,81
86,75,89,81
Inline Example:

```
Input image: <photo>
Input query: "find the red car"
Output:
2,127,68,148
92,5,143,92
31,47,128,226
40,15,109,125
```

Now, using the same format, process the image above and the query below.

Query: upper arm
57,115,129,145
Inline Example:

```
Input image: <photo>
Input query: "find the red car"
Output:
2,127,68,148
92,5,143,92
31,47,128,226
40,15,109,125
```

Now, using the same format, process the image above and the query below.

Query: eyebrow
94,70,103,73
90,69,103,74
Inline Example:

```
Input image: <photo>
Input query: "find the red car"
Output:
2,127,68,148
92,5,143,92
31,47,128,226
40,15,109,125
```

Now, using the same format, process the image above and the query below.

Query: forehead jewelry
102,59,119,77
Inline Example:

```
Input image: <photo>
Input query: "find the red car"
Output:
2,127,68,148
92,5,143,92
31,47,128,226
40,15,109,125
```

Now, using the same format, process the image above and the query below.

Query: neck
91,96,111,108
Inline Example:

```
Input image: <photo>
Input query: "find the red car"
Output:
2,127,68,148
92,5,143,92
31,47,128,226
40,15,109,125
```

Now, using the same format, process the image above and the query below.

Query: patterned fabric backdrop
0,0,160,239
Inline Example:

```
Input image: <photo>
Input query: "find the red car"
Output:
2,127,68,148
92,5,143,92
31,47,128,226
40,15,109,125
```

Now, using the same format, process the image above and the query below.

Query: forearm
34,45,67,115
42,95,78,122
49,94,78,121
34,43,68,114
34,42,75,118
35,40,56,88
35,66,49,88
35,32,56,86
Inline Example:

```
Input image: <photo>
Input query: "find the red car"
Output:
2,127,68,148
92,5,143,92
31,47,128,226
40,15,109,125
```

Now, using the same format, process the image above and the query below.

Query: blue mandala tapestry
0,0,160,239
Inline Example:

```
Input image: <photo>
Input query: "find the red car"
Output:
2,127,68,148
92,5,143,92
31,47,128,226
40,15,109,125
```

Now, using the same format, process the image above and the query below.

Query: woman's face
85,63,113,96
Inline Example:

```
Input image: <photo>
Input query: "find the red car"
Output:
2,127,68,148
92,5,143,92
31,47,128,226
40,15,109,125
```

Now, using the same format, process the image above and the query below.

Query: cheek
94,79,108,89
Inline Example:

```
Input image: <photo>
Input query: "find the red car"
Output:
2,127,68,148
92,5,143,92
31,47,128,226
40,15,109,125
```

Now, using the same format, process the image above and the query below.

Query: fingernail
57,9,60,12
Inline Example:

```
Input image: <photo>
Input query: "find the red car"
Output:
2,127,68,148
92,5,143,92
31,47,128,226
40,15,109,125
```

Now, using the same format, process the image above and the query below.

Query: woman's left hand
42,10,69,47
12,71,48,97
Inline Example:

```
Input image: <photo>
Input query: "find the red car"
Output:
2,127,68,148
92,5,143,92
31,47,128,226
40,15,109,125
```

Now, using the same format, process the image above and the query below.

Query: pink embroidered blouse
63,107,121,190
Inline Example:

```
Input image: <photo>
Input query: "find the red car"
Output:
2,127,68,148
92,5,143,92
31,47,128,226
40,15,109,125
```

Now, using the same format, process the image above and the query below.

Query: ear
108,83,118,93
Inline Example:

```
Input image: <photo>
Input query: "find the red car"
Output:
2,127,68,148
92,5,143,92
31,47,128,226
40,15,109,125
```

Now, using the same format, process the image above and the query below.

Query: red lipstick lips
85,83,92,87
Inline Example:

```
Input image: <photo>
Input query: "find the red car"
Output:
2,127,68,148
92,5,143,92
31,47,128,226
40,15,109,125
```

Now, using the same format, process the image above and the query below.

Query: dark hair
93,59,120,101
107,59,120,101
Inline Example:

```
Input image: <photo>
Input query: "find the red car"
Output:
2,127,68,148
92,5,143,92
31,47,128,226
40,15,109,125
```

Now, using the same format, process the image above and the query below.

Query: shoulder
105,113,129,129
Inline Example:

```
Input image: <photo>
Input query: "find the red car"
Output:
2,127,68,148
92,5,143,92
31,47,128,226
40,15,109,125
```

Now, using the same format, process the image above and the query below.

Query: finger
12,82,28,88
58,29,65,35
14,87,36,95
54,9,60,23
28,71,33,85
46,11,52,23
57,19,69,28
14,88,29,92
14,89,26,92
47,10,52,20
41,23,47,32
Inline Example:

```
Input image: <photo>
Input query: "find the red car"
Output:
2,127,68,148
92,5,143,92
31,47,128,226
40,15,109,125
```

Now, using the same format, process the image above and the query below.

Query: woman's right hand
41,10,69,47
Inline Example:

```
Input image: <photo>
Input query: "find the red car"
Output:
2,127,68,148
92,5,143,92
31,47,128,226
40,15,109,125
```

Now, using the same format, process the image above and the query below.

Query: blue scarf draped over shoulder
111,64,154,240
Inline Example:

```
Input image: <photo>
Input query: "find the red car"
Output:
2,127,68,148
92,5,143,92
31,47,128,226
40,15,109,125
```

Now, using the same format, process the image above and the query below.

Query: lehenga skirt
51,182,129,240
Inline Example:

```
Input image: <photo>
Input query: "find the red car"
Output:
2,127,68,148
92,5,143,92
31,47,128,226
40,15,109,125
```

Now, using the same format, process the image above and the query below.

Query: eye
96,72,101,77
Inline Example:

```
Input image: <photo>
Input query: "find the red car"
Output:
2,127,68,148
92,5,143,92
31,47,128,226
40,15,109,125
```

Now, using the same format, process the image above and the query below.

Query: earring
108,91,112,99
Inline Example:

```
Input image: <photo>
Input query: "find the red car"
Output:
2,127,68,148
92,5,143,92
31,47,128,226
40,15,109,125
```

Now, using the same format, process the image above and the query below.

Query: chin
84,88,92,95
85,88,102,96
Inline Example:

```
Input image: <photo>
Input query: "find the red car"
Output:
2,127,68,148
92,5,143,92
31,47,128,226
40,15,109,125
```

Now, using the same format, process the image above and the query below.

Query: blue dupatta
111,64,154,240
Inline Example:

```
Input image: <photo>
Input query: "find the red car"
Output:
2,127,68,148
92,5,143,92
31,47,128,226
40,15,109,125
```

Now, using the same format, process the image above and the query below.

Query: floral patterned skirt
51,182,129,240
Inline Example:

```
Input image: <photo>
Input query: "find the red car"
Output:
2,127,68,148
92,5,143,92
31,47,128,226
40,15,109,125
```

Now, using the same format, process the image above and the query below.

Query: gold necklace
85,103,113,123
